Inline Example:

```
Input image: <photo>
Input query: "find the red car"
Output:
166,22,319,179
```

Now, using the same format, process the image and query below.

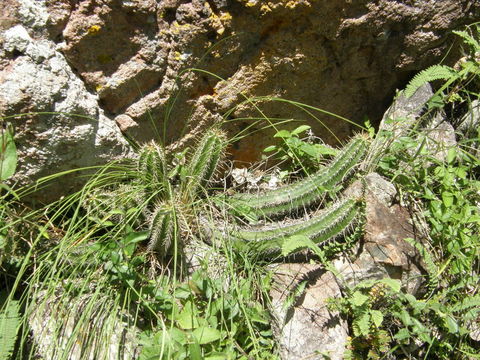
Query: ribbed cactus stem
229,134,369,218
137,141,168,192
232,197,364,257
147,202,177,259
185,128,226,195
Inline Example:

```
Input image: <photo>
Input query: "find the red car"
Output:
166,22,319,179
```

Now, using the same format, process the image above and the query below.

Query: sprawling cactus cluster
224,134,369,259
84,127,369,262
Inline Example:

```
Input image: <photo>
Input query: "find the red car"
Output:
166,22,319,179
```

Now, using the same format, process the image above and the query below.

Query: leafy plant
263,125,337,172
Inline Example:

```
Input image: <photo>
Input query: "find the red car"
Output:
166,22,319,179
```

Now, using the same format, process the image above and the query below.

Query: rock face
1,0,479,200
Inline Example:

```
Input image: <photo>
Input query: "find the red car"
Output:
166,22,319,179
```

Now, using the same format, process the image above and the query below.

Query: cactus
137,141,168,195
228,134,369,218
147,202,178,259
231,196,364,258
184,128,227,195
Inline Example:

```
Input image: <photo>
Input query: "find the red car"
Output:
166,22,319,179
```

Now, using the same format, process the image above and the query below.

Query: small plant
263,124,337,172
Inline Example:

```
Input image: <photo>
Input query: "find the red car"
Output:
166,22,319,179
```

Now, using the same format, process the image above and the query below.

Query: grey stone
0,24,133,203
270,263,348,360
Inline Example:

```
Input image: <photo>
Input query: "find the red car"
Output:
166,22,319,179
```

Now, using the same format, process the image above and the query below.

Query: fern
0,298,20,360
404,65,458,98
403,237,439,293
453,26,480,54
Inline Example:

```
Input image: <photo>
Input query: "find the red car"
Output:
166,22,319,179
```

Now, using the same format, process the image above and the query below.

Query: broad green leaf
291,125,311,136
444,315,459,334
0,126,17,181
442,191,454,208
370,310,384,327
192,326,222,344
447,148,456,164
177,301,200,329
273,130,291,138
350,291,369,307
188,339,202,360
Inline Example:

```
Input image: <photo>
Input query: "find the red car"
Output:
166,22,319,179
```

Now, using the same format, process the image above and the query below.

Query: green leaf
0,126,17,181
0,298,20,360
444,315,459,334
192,327,222,344
380,278,401,293
447,148,456,164
394,328,411,341
351,291,369,307
370,310,384,327
281,235,316,257
188,338,202,360
354,313,371,336
442,191,454,208
273,130,291,138
177,301,200,329
291,125,311,136
263,145,277,152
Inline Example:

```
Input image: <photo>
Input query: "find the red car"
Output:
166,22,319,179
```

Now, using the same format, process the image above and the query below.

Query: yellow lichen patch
174,51,182,61
95,84,103,92
171,21,191,34
219,12,232,22
87,25,101,35
260,4,272,14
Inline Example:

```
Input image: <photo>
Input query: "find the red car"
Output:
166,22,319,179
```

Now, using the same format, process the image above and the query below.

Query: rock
0,23,133,203
29,290,139,360
269,263,349,360
378,83,434,137
424,121,457,162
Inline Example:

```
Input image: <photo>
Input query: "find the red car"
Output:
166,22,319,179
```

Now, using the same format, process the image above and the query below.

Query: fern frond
453,28,480,54
0,299,20,360
403,237,439,293
404,65,458,98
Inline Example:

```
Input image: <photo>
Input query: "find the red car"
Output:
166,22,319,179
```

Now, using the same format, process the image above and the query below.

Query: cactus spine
228,134,369,218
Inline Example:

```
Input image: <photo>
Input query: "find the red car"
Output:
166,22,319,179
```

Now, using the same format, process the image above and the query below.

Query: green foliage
263,125,337,172
0,123,17,182
0,293,20,360
336,22,480,359
404,65,459,98
137,270,275,359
